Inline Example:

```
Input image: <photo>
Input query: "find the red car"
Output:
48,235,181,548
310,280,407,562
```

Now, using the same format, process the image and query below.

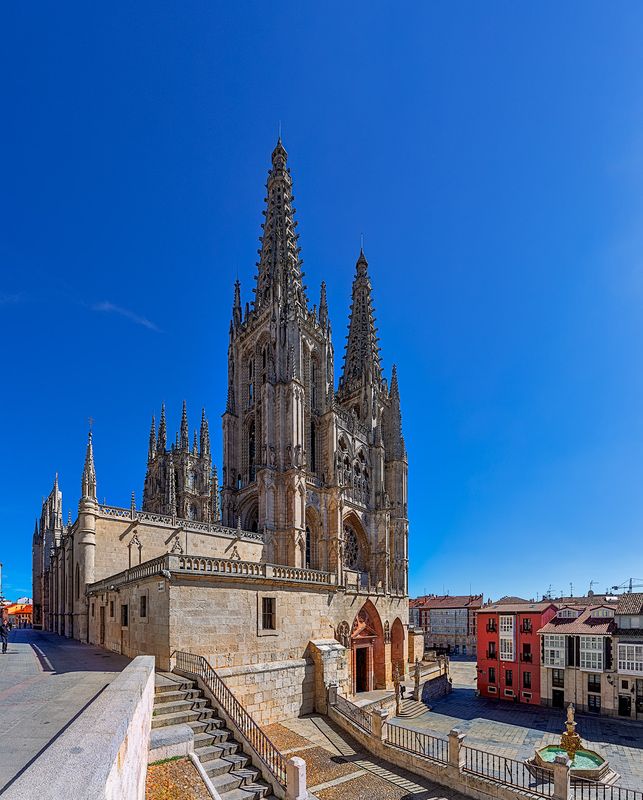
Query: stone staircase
399,696,430,718
153,673,278,800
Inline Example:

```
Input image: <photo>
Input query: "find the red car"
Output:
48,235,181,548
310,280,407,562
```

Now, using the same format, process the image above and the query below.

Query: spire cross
360,232,364,250
88,416,95,432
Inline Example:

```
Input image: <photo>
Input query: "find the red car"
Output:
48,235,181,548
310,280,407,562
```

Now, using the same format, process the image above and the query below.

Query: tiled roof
479,601,556,614
495,596,530,604
411,594,483,610
538,605,616,636
616,593,643,615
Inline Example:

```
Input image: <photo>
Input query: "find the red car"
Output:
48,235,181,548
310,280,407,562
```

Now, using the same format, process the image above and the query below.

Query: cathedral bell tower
222,139,334,566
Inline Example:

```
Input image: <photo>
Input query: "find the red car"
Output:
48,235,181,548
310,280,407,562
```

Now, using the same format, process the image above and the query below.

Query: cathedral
32,140,415,722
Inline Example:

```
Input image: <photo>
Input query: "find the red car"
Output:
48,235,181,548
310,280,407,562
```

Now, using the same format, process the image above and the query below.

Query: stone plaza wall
6,656,154,800
218,658,315,725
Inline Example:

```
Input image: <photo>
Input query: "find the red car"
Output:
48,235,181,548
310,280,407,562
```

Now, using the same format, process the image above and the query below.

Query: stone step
189,717,225,734
194,738,240,758
151,709,201,728
210,767,261,794
153,698,208,716
203,754,249,777
399,699,429,718
154,688,202,704
155,673,195,694
218,782,273,800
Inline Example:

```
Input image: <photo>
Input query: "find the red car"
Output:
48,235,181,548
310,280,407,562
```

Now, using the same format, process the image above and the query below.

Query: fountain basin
533,745,610,781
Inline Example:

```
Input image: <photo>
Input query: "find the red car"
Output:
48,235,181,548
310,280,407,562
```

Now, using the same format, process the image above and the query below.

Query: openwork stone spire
148,415,156,462
253,139,307,313
340,249,382,390
81,430,97,501
200,408,210,456
158,403,167,451
180,400,189,450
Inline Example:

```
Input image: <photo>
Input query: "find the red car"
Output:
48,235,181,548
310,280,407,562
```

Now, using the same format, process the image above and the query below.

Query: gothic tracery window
344,524,359,570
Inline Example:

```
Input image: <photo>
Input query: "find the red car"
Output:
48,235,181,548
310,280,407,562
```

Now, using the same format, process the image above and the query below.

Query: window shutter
605,637,613,670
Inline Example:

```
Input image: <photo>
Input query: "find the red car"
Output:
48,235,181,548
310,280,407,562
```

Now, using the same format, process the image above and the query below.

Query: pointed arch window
248,421,256,482
344,524,360,571
248,360,254,405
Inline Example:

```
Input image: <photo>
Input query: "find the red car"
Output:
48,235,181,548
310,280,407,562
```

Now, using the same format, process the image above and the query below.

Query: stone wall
218,659,315,725
5,656,154,800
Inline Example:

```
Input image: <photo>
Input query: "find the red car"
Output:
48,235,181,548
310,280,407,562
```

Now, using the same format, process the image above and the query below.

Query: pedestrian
0,621,9,654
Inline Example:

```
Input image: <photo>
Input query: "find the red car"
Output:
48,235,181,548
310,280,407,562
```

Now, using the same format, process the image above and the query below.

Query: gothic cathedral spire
158,403,167,451
180,400,189,450
253,139,307,313
81,429,97,501
339,249,382,393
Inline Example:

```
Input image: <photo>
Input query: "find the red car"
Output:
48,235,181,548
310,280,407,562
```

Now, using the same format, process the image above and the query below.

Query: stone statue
393,663,402,716
566,703,575,726
413,657,421,701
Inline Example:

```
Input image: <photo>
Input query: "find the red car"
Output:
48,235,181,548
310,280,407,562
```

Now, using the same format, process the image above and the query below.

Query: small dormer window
557,608,580,619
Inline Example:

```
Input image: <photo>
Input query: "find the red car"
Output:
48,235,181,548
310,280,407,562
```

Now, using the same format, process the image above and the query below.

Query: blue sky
2,2,643,601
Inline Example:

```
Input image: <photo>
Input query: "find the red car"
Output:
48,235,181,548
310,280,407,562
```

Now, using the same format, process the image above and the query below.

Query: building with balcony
477,600,557,705
613,592,643,720
538,603,618,716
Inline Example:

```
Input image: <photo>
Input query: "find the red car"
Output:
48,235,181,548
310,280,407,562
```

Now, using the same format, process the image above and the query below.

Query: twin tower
143,140,408,593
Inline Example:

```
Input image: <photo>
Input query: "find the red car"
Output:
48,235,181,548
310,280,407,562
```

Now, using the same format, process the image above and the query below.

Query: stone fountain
528,703,613,782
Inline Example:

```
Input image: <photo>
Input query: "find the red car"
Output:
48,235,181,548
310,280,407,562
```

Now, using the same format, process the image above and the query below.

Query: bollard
552,754,571,800
372,708,389,741
286,756,307,800
447,727,466,770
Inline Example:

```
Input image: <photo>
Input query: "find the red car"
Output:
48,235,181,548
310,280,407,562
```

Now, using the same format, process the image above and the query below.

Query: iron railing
572,781,643,800
333,694,373,734
174,651,287,788
384,723,448,764
463,747,553,798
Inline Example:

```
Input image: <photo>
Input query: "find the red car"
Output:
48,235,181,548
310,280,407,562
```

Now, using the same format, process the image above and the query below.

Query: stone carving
170,536,183,554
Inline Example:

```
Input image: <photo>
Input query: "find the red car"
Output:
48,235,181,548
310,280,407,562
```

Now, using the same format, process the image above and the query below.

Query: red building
477,600,558,706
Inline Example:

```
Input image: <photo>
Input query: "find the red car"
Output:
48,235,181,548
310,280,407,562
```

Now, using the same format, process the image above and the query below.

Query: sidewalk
0,629,130,793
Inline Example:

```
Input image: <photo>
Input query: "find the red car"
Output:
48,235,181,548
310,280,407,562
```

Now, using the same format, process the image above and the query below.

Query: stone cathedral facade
32,141,415,723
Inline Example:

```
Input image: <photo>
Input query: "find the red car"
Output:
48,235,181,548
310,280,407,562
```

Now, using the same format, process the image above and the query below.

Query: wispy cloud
92,301,161,332
0,292,22,305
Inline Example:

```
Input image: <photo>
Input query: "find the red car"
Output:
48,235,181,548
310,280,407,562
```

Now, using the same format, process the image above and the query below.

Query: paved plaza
266,714,469,799
392,661,643,791
0,628,129,794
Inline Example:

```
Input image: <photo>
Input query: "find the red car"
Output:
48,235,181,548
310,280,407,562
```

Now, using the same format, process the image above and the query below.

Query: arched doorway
391,617,405,679
350,600,385,693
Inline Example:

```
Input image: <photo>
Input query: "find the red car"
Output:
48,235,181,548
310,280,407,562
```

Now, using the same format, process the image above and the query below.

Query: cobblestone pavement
266,715,469,799
0,628,129,793
393,661,643,791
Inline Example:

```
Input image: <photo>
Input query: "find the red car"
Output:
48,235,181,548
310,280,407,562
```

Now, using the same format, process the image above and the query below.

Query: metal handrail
463,746,553,798
572,780,643,800
333,693,373,734
384,723,448,764
174,651,287,788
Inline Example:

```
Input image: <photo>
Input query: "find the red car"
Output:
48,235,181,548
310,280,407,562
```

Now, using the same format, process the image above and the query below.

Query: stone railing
98,504,264,542
87,554,337,595
327,689,569,800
